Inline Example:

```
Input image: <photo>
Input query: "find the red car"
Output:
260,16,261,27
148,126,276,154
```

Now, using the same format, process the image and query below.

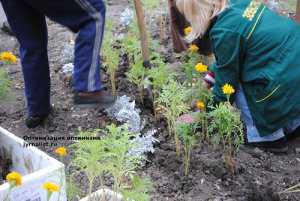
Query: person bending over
175,0,300,153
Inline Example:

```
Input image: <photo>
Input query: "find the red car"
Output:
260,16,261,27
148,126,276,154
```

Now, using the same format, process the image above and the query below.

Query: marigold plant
196,100,205,110
188,44,199,53
176,121,198,176
0,51,17,64
222,83,235,96
195,63,208,73
184,26,192,35
0,69,11,98
43,182,60,192
6,171,22,186
54,147,67,157
43,182,60,201
208,102,243,174
157,80,189,155
4,172,22,201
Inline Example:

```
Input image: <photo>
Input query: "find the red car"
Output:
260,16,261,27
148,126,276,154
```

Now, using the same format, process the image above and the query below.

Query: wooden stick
297,0,300,23
133,0,151,67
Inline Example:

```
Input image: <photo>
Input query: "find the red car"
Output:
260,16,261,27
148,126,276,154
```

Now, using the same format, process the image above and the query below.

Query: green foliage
122,176,153,201
158,80,189,154
186,80,212,104
71,124,150,200
126,57,147,103
208,102,243,150
0,69,11,98
102,20,120,96
141,0,161,10
176,122,198,176
121,20,141,63
182,54,201,83
208,101,243,174
70,129,107,197
66,175,82,201
147,57,173,92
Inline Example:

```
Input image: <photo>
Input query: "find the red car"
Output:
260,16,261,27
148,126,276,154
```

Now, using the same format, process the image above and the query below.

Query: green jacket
209,0,300,136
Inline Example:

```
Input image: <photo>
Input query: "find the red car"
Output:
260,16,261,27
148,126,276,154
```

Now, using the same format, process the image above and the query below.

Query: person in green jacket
175,0,300,152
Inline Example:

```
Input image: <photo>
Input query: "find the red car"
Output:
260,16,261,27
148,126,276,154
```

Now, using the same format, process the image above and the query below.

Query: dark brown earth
0,0,300,200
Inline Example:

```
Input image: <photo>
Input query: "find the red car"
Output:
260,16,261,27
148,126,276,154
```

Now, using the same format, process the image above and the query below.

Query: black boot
246,137,288,153
25,115,48,129
285,125,300,141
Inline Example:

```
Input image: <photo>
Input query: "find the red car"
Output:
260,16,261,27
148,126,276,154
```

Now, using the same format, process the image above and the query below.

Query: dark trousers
0,0,105,116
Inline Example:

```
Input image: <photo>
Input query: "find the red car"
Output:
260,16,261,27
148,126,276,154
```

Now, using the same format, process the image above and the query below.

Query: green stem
3,185,14,201
47,191,52,201
184,147,191,176
111,71,116,97
88,177,95,201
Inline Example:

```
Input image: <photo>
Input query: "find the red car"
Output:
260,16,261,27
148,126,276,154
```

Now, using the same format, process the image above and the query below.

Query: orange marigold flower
188,44,199,53
6,171,22,186
222,83,235,95
0,51,17,64
42,182,60,192
54,147,67,157
196,101,205,110
195,63,208,73
184,26,192,35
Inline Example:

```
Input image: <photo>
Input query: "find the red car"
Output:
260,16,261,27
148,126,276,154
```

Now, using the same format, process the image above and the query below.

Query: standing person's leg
24,0,114,105
235,86,288,153
1,0,50,128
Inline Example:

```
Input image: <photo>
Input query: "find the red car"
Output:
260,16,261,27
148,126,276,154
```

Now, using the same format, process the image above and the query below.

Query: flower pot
79,188,123,201
0,127,67,201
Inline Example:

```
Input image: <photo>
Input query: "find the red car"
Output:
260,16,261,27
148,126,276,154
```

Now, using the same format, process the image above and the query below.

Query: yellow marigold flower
54,147,67,157
43,182,60,192
0,51,17,64
222,83,235,95
195,63,208,73
188,44,199,53
6,171,22,186
196,101,205,110
184,26,192,35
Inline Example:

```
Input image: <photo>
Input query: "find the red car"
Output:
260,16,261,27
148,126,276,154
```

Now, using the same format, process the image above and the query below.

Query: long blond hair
176,0,228,42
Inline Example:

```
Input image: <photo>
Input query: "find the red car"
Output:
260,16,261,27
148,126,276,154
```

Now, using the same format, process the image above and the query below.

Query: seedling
208,101,243,174
122,21,141,63
102,21,120,96
71,124,151,201
0,69,11,99
126,57,148,104
176,122,197,176
71,129,108,199
182,54,201,84
122,175,153,201
186,80,212,140
147,56,173,115
157,79,189,155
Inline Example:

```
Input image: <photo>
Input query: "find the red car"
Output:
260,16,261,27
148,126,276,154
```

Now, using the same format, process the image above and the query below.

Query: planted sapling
71,129,108,199
147,56,173,115
102,21,120,96
0,69,11,98
71,124,151,200
157,79,189,155
176,121,198,176
126,57,148,104
208,84,243,174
